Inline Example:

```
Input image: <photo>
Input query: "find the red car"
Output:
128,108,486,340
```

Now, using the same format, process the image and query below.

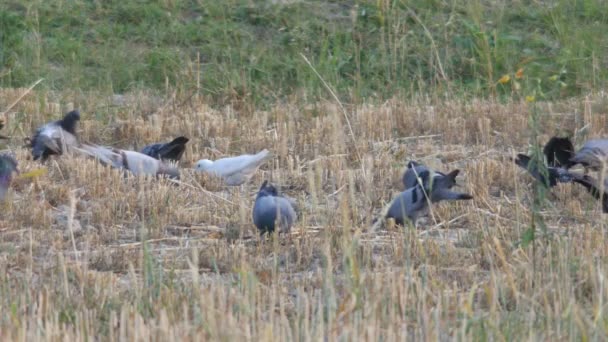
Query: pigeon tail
74,144,121,167
432,188,473,201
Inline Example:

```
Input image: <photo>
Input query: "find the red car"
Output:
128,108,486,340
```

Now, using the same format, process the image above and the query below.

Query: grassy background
2,0,608,105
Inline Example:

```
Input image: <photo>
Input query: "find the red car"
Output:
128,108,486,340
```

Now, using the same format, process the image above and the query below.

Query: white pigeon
75,144,179,179
194,149,271,186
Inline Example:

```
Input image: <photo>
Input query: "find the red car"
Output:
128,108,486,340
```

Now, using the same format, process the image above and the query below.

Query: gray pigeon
141,136,189,162
402,161,458,203
253,180,297,235
195,149,271,186
568,139,608,171
75,144,179,179
387,170,473,226
0,154,18,201
29,110,80,161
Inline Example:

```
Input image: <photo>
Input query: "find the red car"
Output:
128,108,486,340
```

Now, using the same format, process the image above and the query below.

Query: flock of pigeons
0,110,606,236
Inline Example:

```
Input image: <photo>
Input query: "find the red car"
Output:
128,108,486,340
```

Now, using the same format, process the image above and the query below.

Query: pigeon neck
59,112,80,134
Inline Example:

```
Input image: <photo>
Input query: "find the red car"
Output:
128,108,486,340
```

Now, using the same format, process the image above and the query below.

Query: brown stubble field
1,88,608,340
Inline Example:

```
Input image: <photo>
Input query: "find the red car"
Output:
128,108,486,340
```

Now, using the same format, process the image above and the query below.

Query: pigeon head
407,160,421,169
194,159,214,172
544,136,574,167
0,154,18,176
434,169,460,189
415,170,432,189
257,180,278,197
0,154,18,201
59,110,81,134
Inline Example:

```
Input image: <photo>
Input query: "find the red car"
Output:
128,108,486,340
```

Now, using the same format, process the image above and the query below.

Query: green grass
2,0,608,105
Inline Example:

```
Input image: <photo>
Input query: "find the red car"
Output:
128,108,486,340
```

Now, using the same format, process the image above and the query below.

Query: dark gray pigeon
253,180,297,235
387,170,473,226
141,136,189,162
28,110,80,161
0,153,18,201
513,154,573,187
402,161,458,203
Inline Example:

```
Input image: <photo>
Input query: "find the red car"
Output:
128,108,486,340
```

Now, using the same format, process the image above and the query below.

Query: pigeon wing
570,140,608,170
402,164,429,188
276,197,297,233
154,136,188,161
140,143,163,159
121,150,161,176
212,150,270,185
75,144,124,169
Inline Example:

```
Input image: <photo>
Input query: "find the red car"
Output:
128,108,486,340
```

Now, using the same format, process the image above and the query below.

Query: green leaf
521,228,535,247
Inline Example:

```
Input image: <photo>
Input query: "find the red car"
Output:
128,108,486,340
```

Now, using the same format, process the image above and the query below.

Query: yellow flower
515,68,524,79
18,168,47,179
525,95,535,103
498,75,511,84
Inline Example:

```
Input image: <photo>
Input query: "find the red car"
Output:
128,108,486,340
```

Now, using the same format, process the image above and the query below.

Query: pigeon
513,136,580,187
0,154,18,201
402,161,458,203
568,139,608,171
194,149,271,186
28,110,80,161
74,144,179,179
253,180,297,235
141,136,189,162
513,153,573,187
386,170,473,226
